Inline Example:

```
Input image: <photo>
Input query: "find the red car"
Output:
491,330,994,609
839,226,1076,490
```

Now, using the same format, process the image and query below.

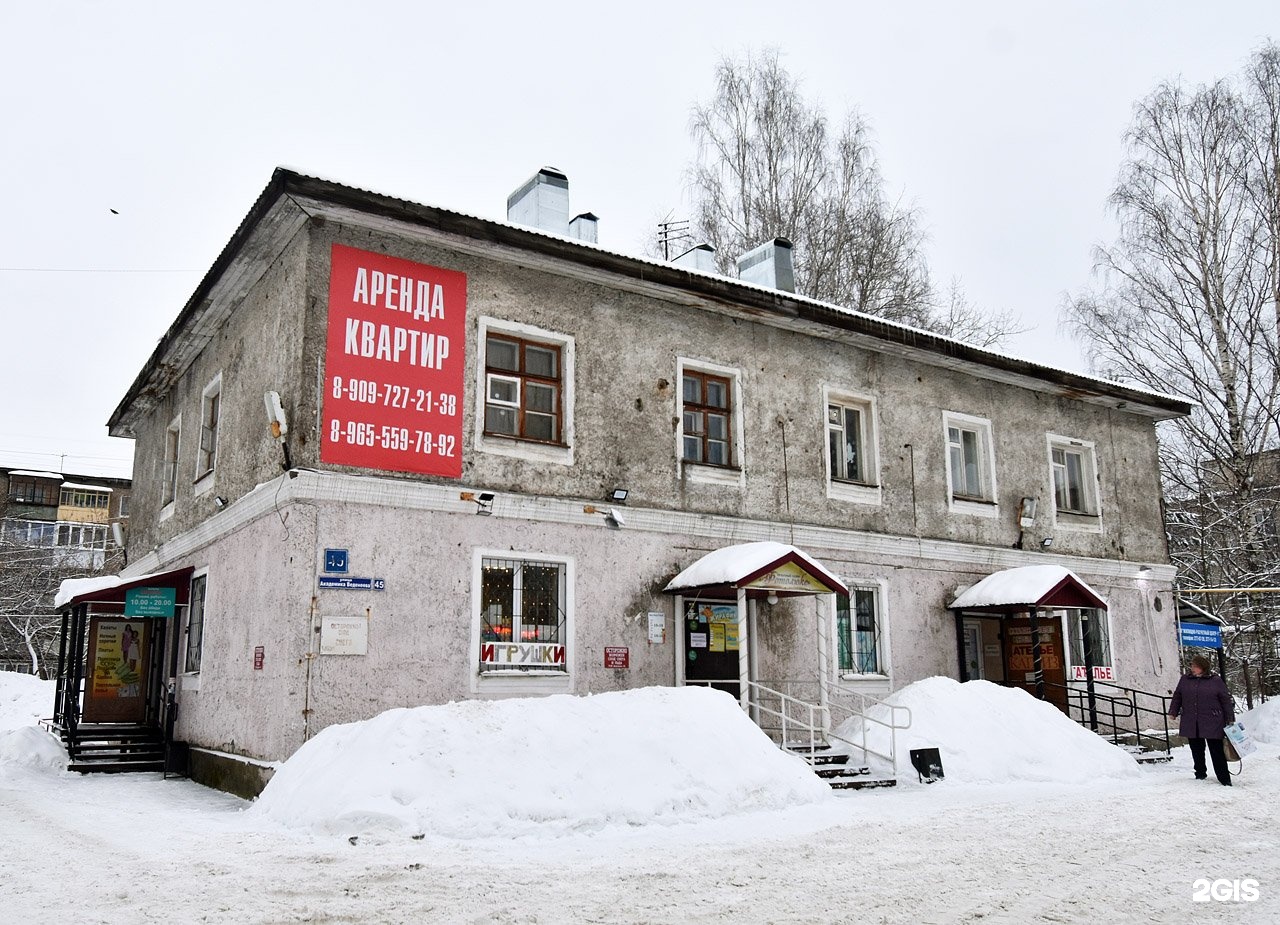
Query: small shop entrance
1004,616,1068,712
961,617,1005,683
683,600,741,699
81,616,155,724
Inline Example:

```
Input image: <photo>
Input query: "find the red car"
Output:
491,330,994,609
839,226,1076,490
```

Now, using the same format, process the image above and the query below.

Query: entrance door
962,617,1006,682
81,617,151,724
1003,616,1067,712
684,600,741,699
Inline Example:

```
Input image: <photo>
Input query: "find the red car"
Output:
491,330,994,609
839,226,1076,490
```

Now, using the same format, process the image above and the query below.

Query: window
185,574,207,673
7,477,60,506
475,318,575,466
944,412,997,514
836,587,884,676
682,370,733,466
484,334,563,443
117,494,130,518
478,556,567,673
1047,435,1100,522
56,523,107,549
1,519,57,546
1066,609,1112,680
162,416,180,507
196,376,221,482
59,488,110,509
828,402,870,483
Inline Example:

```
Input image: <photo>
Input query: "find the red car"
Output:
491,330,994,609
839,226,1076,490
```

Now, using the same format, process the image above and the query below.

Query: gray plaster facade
105,170,1190,777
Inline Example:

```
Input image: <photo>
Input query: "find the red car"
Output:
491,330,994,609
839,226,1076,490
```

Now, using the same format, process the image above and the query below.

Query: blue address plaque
318,576,385,591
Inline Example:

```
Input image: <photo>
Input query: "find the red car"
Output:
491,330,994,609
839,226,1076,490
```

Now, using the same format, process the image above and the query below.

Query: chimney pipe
736,237,795,292
507,167,570,235
568,212,599,244
673,243,717,273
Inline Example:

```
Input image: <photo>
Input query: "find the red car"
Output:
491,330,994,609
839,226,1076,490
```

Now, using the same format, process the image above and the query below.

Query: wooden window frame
681,369,734,468
483,334,565,446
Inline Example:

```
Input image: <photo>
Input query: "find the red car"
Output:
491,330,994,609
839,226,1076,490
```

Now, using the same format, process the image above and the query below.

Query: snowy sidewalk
2,746,1276,924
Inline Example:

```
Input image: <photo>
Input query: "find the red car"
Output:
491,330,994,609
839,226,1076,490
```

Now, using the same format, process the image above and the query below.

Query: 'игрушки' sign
322,243,467,478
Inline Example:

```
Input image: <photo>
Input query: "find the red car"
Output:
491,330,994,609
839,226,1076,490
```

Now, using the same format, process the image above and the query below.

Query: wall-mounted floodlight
608,488,629,504
584,505,625,528
213,496,228,510
460,491,495,515
1041,537,1053,548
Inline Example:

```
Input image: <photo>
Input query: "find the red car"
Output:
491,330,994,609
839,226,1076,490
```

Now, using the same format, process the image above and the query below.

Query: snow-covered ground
1,671,1277,924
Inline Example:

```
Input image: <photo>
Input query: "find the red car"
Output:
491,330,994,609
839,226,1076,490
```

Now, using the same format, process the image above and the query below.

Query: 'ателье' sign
322,243,467,478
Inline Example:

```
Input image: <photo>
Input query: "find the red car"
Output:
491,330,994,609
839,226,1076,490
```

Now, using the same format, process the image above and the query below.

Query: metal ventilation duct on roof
673,243,717,273
568,212,598,244
507,167,570,235
736,238,795,292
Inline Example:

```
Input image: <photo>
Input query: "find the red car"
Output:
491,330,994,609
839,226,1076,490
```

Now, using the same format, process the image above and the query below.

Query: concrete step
814,765,870,779
830,777,897,791
69,758,165,774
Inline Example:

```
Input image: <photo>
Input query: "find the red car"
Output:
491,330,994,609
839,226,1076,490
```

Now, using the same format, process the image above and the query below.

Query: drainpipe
815,595,830,733
736,587,750,713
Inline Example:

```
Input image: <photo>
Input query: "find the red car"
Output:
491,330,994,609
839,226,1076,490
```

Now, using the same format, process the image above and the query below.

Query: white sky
1,1,1274,479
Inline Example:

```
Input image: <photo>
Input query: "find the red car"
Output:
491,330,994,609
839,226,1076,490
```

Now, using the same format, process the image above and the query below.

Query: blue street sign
1178,622,1222,650
323,548,349,574
318,576,385,591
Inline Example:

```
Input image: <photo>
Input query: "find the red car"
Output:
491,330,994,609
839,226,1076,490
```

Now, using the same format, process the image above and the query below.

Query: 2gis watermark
1192,878,1260,903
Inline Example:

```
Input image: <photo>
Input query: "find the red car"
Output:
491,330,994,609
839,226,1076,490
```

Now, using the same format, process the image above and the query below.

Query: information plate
1178,622,1222,650
318,576,385,591
124,587,176,618
604,646,630,669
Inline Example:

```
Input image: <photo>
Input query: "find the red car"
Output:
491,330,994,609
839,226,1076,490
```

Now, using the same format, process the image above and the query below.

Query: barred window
185,574,207,673
836,587,882,675
479,557,567,672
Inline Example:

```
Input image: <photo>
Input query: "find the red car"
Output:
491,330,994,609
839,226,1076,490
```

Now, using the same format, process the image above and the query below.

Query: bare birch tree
684,51,1018,343
1065,42,1280,700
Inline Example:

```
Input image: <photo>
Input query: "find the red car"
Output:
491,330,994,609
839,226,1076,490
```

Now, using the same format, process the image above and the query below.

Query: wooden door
81,617,150,724
1003,617,1068,712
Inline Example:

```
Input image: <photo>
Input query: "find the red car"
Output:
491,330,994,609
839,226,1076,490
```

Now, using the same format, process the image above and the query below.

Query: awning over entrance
663,541,847,600
56,567,195,612
948,565,1107,614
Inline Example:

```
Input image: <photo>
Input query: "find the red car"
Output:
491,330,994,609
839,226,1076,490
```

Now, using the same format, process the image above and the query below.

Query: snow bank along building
52,168,1191,794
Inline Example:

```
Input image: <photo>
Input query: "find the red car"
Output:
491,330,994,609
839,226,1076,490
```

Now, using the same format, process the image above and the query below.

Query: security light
605,508,626,528
608,488,629,504
461,491,495,515
213,496,227,509
1041,537,1053,548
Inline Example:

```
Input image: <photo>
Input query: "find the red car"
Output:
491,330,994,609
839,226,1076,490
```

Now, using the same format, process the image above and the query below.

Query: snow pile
251,686,832,838
0,670,55,731
0,726,66,775
1239,698,1280,744
833,677,1140,784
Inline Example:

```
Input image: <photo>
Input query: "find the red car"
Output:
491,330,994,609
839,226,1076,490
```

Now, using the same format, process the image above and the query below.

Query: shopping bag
1223,721,1257,758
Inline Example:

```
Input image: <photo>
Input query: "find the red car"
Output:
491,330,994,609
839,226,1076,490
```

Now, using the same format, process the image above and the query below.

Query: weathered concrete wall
129,227,311,557
286,221,1168,565
164,493,1180,763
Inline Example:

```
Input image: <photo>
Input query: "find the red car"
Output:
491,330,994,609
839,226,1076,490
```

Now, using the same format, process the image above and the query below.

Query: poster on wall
322,243,468,478
90,620,147,700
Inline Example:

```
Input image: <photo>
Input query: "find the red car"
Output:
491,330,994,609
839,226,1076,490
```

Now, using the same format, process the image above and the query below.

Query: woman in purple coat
1168,654,1235,786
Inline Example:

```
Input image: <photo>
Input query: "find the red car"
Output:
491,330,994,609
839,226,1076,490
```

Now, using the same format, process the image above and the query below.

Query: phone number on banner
328,419,458,457
331,376,457,416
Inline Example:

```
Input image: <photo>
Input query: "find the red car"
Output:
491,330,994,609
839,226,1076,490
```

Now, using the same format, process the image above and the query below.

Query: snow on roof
664,541,846,593
6,471,63,481
950,565,1106,610
59,482,113,493
55,568,180,609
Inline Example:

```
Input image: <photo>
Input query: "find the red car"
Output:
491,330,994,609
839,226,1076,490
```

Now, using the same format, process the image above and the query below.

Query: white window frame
822,386,881,506
943,411,998,517
830,577,892,692
474,317,575,466
676,357,745,487
194,374,221,494
1046,434,1103,532
160,413,181,520
469,548,575,695
183,568,210,686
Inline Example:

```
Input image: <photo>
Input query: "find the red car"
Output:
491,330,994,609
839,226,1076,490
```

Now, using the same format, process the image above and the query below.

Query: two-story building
54,168,1191,794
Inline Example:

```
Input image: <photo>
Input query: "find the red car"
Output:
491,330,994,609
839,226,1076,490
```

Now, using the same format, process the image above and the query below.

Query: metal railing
1042,680,1173,755
685,677,912,772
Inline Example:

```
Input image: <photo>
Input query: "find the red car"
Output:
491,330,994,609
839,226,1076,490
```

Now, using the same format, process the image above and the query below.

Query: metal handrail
685,678,825,756
1041,679,1173,755
823,687,913,770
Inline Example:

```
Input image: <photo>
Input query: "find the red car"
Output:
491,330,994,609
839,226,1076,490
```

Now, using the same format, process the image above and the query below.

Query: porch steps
785,742,897,791
63,724,165,774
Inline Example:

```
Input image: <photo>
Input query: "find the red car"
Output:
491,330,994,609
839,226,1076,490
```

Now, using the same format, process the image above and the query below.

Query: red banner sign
322,243,467,477
604,646,629,669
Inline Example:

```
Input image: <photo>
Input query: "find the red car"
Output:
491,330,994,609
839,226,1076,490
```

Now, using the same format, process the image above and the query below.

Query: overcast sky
1,1,1274,479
